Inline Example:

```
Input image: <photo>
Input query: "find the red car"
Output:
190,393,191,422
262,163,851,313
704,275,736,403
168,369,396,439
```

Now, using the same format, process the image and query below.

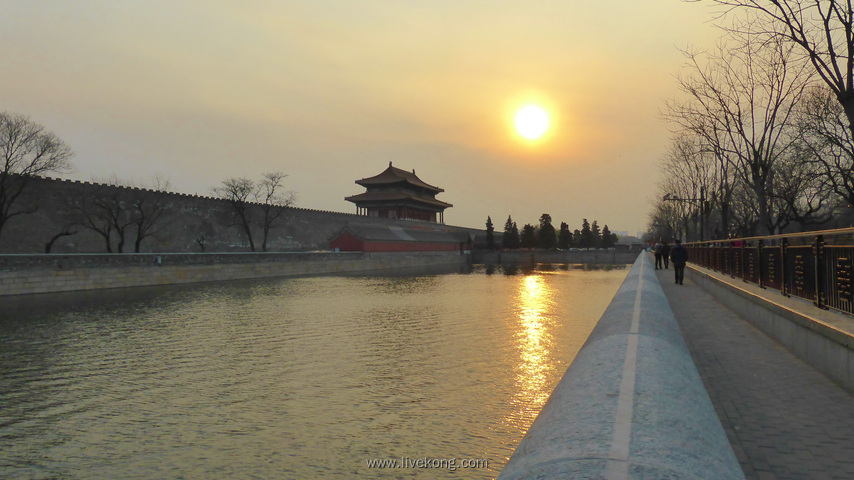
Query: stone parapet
499,253,743,480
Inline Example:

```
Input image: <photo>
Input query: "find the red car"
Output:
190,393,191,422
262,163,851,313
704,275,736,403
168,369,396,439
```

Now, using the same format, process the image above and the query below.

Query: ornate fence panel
745,245,760,284
685,229,854,316
785,245,815,302
761,245,782,290
825,245,854,314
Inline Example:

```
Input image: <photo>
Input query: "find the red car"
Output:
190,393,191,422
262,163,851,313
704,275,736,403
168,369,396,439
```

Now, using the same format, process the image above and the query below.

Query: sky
1,1,722,236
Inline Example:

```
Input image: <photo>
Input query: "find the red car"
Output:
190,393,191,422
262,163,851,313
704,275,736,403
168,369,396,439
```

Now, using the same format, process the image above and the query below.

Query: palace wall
0,176,478,254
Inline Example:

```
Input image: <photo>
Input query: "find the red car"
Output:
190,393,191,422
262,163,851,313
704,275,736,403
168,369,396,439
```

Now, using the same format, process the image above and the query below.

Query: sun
515,105,549,140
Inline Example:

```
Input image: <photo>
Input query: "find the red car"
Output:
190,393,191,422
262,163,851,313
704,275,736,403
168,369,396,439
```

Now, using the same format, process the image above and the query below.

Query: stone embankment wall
0,252,468,296
499,254,743,480
0,176,480,254
472,248,640,265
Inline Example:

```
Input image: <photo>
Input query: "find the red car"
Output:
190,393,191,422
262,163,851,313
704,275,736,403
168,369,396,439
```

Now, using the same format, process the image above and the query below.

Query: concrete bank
499,254,743,480
0,252,468,296
686,265,854,393
473,249,639,265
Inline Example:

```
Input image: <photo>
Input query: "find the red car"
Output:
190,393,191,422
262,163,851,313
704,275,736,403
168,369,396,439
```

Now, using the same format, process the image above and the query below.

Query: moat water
0,264,628,479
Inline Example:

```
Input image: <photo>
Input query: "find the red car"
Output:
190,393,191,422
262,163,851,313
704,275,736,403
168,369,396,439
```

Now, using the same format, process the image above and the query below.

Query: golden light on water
511,274,555,418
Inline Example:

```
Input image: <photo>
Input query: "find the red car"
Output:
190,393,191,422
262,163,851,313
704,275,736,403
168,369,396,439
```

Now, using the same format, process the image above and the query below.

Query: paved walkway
656,267,854,480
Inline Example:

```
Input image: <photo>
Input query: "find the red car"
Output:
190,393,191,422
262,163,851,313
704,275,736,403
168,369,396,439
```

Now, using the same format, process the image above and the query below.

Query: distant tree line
483,214,617,251
650,1,854,241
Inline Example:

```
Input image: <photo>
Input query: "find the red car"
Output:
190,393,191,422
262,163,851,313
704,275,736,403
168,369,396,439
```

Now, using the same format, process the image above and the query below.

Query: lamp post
663,187,705,241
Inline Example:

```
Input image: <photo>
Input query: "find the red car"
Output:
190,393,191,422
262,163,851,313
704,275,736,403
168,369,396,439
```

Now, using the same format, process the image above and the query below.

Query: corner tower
345,162,452,223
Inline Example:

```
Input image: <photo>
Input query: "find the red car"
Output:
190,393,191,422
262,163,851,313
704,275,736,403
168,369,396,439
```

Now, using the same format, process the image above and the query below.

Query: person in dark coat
654,239,663,269
670,239,688,285
661,241,671,269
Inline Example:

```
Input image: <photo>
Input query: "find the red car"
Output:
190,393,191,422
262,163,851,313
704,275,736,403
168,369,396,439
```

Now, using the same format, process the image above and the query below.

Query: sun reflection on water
508,274,556,426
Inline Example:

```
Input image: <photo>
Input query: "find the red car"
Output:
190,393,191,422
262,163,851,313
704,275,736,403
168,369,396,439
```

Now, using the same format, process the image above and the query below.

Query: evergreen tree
485,216,495,250
573,229,582,247
520,223,537,248
558,221,571,250
502,216,514,249
601,224,614,248
580,219,592,248
537,213,557,249
511,222,520,249
591,220,602,248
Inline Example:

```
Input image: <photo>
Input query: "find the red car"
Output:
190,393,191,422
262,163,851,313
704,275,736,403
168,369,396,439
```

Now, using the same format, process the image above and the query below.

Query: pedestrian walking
670,239,688,285
662,241,671,269
654,239,663,270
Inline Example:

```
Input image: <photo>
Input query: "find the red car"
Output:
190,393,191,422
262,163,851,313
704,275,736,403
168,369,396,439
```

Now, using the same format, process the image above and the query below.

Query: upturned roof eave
344,192,452,209
354,165,444,193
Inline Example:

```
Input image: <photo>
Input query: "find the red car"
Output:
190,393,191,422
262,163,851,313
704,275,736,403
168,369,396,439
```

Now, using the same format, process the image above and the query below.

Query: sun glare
515,105,549,140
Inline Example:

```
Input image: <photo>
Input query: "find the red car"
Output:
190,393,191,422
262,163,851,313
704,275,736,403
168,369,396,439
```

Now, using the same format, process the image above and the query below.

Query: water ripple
0,265,627,479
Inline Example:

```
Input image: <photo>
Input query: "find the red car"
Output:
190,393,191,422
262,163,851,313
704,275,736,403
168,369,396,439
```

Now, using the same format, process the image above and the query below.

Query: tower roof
343,191,453,209
355,162,444,193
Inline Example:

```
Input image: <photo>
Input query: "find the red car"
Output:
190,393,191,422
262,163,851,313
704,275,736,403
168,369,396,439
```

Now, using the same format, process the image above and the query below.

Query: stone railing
498,253,744,479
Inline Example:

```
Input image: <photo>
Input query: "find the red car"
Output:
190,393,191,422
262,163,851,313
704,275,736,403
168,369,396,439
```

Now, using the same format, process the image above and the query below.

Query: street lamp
663,187,706,241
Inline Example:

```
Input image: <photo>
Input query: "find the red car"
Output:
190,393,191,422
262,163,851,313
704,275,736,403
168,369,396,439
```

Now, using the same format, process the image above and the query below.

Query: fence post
781,238,789,297
705,242,710,268
757,240,765,289
729,242,736,279
712,244,718,271
814,235,827,309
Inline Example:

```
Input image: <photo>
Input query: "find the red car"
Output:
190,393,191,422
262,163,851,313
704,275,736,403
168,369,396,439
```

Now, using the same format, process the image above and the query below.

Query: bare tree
44,223,77,253
662,134,743,239
795,85,854,207
647,196,681,241
214,177,258,251
256,172,296,252
214,172,295,252
664,33,812,234
660,136,722,240
71,176,174,253
0,112,73,241
728,185,762,236
692,0,854,137
129,176,173,253
774,168,835,230
661,91,831,238
73,185,135,253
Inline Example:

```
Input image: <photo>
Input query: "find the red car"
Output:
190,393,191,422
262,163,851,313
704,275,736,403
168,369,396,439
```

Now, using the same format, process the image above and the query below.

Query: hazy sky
2,1,721,236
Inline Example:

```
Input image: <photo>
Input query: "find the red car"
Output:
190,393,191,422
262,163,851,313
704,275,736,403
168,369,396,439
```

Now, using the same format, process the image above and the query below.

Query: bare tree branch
256,172,296,252
213,172,296,252
690,0,854,136
214,177,257,252
795,84,854,203
663,31,812,234
0,112,73,241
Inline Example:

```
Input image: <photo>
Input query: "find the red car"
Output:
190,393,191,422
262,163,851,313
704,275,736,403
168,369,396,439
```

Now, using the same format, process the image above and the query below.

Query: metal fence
686,228,854,316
